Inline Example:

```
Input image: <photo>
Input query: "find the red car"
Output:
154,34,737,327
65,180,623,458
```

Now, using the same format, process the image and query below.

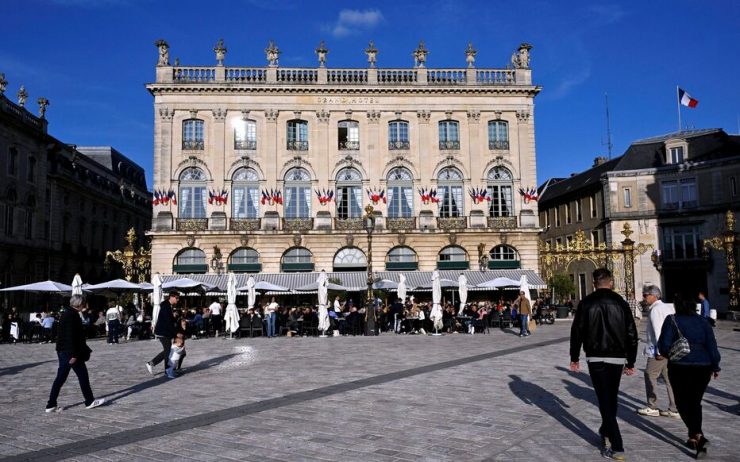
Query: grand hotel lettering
315,97,379,105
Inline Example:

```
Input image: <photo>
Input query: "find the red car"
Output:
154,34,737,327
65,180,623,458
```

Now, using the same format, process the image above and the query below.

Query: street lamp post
703,210,738,312
364,204,376,336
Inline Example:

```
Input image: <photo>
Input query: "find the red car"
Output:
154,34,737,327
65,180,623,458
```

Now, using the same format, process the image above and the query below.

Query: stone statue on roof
315,40,329,67
214,38,227,66
155,39,170,66
511,42,532,69
265,40,280,67
365,41,378,68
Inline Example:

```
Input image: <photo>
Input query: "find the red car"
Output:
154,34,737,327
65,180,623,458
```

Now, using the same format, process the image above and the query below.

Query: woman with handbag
657,295,721,459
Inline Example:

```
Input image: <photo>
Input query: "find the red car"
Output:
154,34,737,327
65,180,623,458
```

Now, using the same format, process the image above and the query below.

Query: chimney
593,156,609,167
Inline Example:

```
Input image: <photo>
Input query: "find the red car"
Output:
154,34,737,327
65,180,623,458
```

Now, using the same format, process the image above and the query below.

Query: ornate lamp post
104,228,151,282
363,204,376,336
210,245,225,275
703,210,738,312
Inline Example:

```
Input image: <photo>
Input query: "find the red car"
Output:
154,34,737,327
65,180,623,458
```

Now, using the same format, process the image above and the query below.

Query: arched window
438,245,469,270
281,247,314,272
338,120,359,150
284,168,311,218
179,167,207,219
437,167,464,218
487,167,514,217
488,120,509,150
385,246,418,271
489,245,520,269
388,120,410,150
287,119,308,150
387,167,413,218
438,120,460,150
229,247,261,273
173,248,207,274
336,168,362,219
182,119,204,150
232,168,260,219
234,119,256,150
4,188,17,235
333,247,367,271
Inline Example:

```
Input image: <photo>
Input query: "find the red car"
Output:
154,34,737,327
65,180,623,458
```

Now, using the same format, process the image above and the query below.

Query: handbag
668,315,690,361
79,344,93,362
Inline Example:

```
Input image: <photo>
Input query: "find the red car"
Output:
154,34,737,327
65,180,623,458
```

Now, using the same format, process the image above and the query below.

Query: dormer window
668,146,684,164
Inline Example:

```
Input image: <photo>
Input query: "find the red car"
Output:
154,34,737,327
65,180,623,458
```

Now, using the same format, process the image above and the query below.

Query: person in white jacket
637,285,679,418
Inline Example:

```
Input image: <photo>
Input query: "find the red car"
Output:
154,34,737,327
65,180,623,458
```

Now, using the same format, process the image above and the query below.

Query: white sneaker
145,362,154,375
86,398,105,409
45,406,59,413
659,409,680,418
637,407,660,416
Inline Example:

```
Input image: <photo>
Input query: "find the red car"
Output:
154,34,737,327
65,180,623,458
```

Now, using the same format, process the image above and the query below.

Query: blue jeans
519,314,530,336
47,351,95,408
266,312,276,337
107,320,120,343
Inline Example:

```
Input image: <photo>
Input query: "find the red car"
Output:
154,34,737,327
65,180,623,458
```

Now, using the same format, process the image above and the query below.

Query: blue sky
2,0,739,189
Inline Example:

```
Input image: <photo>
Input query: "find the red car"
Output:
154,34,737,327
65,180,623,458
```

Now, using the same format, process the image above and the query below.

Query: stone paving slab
0,322,738,461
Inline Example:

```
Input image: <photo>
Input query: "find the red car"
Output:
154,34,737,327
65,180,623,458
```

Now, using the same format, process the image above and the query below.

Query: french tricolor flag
678,88,698,108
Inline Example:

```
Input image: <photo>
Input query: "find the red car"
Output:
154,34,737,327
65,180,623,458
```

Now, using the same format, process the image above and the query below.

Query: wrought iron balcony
487,216,517,228
488,140,510,150
287,140,309,151
182,140,204,150
230,218,261,231
387,217,416,230
339,140,360,151
176,218,208,231
334,217,364,230
437,216,467,230
439,140,460,150
283,218,313,231
388,140,410,150
234,140,257,150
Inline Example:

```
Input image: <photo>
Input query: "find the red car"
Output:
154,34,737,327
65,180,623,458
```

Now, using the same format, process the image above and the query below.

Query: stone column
417,110,431,215
264,109,280,230
156,106,174,190
466,110,481,218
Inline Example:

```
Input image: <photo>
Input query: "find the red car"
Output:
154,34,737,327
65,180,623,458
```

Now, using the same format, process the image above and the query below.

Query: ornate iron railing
339,140,360,150
387,217,416,230
487,216,517,228
283,218,313,231
388,140,410,150
439,140,460,150
230,218,261,231
176,218,208,231
287,140,309,151
334,217,364,230
437,217,467,230
488,140,510,150
182,140,204,150
234,140,257,150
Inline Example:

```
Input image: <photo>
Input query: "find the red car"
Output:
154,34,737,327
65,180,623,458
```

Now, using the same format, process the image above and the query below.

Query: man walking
146,291,178,376
208,298,222,337
638,285,679,418
46,295,105,412
517,290,532,337
105,301,122,344
698,291,713,326
570,268,638,461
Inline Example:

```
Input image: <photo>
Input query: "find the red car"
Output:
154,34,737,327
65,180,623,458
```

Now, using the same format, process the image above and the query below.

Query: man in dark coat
46,295,105,412
146,291,178,375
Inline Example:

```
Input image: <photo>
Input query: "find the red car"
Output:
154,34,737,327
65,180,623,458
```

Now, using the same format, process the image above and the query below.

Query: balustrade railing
235,140,257,150
476,69,515,84
230,218,261,231
439,140,460,150
437,216,467,230
428,69,467,84
488,140,510,150
173,67,216,83
176,218,208,231
225,67,267,83
378,69,418,84
328,69,368,84
182,140,204,150
277,68,318,84
287,140,309,151
387,217,416,230
388,140,410,150
339,140,360,151
334,217,364,230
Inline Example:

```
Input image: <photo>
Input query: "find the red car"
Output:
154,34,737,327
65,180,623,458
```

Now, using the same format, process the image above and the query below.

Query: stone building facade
0,76,151,309
147,40,542,279
539,129,740,312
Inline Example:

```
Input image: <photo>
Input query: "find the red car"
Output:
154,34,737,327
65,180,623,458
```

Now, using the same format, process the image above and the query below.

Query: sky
2,0,739,190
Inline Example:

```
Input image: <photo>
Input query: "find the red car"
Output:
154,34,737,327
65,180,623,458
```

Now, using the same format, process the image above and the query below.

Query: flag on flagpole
678,88,698,108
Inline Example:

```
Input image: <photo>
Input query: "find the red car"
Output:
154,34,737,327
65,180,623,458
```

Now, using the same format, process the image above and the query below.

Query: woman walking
657,295,721,459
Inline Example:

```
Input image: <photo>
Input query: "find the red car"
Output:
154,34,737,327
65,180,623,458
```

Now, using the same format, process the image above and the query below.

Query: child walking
166,334,185,379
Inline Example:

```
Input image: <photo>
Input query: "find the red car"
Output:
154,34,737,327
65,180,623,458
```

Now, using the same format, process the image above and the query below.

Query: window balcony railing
282,218,313,231
488,140,510,150
487,216,517,228
287,140,309,151
339,140,360,151
388,140,410,150
234,140,257,150
439,140,460,150
230,218,261,231
437,216,467,230
387,217,416,230
176,218,208,231
182,140,204,150
334,217,364,230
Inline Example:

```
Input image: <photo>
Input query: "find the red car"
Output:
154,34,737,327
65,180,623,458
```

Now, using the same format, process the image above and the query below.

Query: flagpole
676,85,682,132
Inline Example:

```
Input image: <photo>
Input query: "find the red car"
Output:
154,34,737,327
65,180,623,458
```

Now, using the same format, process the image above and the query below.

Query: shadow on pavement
0,360,54,377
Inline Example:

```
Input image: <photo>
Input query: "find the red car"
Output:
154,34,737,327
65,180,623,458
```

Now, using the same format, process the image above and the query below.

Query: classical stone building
0,75,151,309
147,40,543,285
539,129,740,312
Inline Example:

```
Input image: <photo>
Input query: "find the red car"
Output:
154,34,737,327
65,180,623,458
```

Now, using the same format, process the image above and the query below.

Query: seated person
287,307,302,335
344,307,361,335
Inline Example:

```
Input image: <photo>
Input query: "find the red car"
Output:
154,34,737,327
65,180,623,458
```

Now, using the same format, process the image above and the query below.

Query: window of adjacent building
4,188,17,235
566,235,574,248
555,205,561,227
338,120,360,150
575,199,582,222
590,195,598,218
387,246,417,263
387,167,413,218
555,237,563,248
623,187,632,208
543,209,549,228
27,157,36,183
565,203,572,224
336,167,362,219
284,167,311,218
437,167,463,218
591,230,599,246
182,119,204,150
438,120,460,150
388,120,409,150
232,168,260,219
438,245,467,261
8,147,18,176
287,119,308,150
234,119,256,150
668,146,684,164
487,167,514,217
231,247,260,265
487,120,509,150
178,167,207,218
662,179,697,209
731,176,738,197
680,178,697,208
662,225,701,260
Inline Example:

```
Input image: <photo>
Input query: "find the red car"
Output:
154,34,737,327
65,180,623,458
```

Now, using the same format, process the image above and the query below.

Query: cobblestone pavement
0,321,738,461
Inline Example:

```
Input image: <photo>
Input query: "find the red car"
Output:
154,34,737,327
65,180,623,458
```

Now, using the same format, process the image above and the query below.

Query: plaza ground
0,321,738,461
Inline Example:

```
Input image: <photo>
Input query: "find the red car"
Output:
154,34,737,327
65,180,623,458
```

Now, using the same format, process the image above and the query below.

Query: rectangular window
543,209,549,228
487,185,513,217
338,121,360,150
284,186,311,218
623,188,632,208
387,187,413,218
234,120,257,150
555,206,561,227
388,121,410,150
438,121,460,149
662,225,701,260
182,119,204,150
662,180,679,208
565,203,572,224
555,237,562,248
25,211,33,239
680,178,697,208
731,177,738,197
487,120,509,150
438,185,463,217
27,158,36,183
591,230,599,246
336,186,362,219
4,205,13,235
669,146,684,164
566,235,574,248
590,195,598,218
287,120,309,150
8,148,18,176
575,199,582,222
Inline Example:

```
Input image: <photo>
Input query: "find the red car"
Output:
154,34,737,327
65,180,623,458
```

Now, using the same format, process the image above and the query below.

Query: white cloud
328,9,384,38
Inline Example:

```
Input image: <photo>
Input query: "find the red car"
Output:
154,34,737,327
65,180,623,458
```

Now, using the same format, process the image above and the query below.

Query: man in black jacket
570,268,638,461
46,295,105,412
146,291,178,376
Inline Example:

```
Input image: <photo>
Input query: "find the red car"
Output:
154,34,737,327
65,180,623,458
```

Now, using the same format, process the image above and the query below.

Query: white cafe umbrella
236,280,290,293
458,274,468,315
245,276,257,310
85,279,144,293
397,274,407,303
476,277,521,289
0,280,73,293
71,274,83,296
296,281,350,292
317,271,330,335
430,270,444,334
224,272,240,337
162,277,217,293
151,273,163,329
372,279,399,290
519,275,532,304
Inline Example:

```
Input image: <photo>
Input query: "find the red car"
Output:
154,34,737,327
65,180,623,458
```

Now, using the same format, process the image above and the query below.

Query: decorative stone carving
494,110,503,119
186,235,196,247
465,42,477,68
212,107,227,121
214,38,227,66
467,110,480,123
17,85,28,107
516,110,531,123
240,234,249,246
367,110,381,124
158,107,174,120
37,98,49,119
265,109,279,122
365,41,378,68
265,40,280,67
397,234,406,246
189,109,198,119
241,110,250,121
417,110,431,124
316,109,330,124
511,43,532,69
293,111,301,120
345,234,354,246
0,73,7,95
315,40,329,67
448,232,457,245
292,233,302,246
155,39,170,66
413,41,429,68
